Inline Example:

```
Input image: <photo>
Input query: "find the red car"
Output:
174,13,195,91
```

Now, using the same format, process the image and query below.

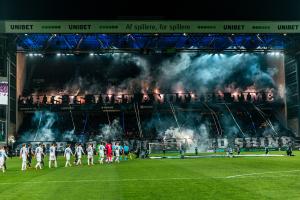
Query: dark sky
1,0,300,20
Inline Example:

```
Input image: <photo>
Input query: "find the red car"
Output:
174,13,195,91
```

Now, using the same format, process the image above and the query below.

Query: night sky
1,0,300,20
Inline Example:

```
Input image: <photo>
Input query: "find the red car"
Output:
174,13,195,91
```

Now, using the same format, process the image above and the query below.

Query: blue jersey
124,145,129,152
119,146,123,153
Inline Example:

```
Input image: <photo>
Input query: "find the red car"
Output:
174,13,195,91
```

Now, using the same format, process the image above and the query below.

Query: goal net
148,142,182,154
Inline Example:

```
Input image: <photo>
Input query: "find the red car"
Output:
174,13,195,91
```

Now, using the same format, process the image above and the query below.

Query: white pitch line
225,170,300,179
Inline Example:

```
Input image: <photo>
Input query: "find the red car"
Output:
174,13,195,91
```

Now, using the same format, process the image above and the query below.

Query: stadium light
269,51,282,56
56,53,61,56
89,53,95,56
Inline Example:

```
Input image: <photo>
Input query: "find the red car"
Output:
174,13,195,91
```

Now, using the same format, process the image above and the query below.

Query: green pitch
0,151,299,200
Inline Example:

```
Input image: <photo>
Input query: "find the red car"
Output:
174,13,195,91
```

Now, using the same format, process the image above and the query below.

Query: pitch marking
224,170,300,179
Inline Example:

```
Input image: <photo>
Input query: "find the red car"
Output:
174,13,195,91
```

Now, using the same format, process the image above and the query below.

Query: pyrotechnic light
177,90,183,95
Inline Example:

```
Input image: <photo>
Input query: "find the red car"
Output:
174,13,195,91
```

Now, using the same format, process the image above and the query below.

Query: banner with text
0,81,8,105
2,20,300,33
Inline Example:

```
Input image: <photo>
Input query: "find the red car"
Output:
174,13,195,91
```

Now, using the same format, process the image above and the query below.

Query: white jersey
49,146,56,155
0,149,7,161
20,147,28,160
98,145,105,156
35,147,43,162
87,146,93,157
0,149,7,166
76,146,84,158
49,146,56,161
115,145,120,156
64,147,72,160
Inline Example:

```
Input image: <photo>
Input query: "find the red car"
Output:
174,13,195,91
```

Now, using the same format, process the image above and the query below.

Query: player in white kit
20,144,28,171
75,144,85,166
64,144,73,167
35,144,44,170
114,143,120,163
98,142,105,164
49,143,57,168
0,146,8,172
86,144,94,166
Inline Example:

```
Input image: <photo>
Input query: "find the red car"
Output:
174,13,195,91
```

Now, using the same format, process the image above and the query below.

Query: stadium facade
0,20,300,150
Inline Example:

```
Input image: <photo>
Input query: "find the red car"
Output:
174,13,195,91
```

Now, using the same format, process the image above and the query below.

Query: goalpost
148,142,182,154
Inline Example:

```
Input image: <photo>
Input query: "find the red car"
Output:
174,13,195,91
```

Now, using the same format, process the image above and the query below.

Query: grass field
0,151,299,200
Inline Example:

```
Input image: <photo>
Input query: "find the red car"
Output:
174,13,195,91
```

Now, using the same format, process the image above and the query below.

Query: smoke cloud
29,52,282,96
97,119,123,141
19,111,77,142
159,124,210,153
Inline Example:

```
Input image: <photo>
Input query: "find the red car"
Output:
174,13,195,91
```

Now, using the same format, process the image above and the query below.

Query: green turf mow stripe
1,170,300,185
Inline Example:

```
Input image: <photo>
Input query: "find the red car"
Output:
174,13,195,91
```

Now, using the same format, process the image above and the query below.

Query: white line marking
225,170,300,179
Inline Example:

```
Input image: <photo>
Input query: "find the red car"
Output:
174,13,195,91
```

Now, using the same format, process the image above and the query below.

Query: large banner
0,81,8,105
2,20,300,33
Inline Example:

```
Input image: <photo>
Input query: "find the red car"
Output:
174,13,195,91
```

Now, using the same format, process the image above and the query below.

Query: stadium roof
15,33,298,52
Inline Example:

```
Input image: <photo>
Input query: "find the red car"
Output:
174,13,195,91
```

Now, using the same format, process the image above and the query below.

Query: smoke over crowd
18,52,290,150
19,111,77,142
26,52,283,96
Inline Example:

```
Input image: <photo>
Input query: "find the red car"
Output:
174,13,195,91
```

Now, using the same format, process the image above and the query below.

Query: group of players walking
0,142,130,172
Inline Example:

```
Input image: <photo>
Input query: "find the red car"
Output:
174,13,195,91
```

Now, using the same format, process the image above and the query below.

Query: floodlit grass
150,150,289,157
0,152,299,200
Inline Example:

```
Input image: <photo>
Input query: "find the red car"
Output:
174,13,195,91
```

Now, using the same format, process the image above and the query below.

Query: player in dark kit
287,144,293,156
265,146,269,155
162,145,166,155
123,144,129,160
41,144,46,167
74,143,78,164
27,144,33,168
236,145,241,155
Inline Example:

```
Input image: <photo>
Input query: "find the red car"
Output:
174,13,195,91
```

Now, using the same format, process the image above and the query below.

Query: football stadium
0,20,300,199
